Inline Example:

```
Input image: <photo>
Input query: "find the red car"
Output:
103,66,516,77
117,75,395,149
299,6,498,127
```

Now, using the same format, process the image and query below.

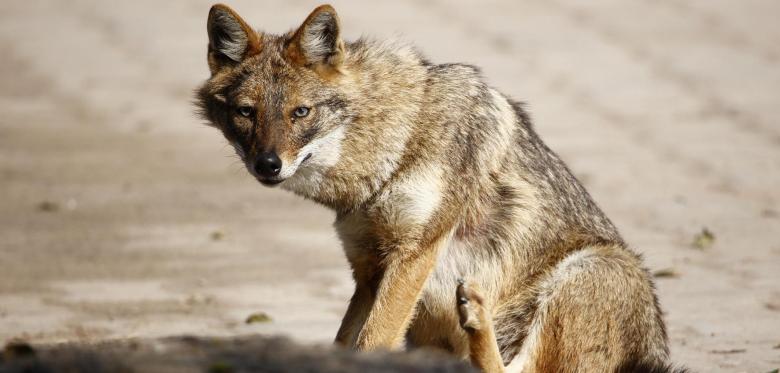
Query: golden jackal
196,4,683,373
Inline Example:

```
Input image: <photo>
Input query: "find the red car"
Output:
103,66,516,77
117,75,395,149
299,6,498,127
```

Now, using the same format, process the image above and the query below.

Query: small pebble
37,201,59,212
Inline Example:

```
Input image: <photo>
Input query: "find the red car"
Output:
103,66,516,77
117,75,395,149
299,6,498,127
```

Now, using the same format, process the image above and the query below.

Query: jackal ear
206,4,261,74
286,5,345,70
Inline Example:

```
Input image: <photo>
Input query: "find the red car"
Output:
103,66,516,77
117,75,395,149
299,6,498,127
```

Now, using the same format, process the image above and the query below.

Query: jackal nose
254,152,282,178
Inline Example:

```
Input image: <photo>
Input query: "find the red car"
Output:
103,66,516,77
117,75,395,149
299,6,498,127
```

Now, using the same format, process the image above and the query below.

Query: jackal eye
292,106,310,118
237,106,254,118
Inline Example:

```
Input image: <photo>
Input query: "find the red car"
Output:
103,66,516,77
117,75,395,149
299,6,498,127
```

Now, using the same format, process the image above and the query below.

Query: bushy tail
616,359,690,373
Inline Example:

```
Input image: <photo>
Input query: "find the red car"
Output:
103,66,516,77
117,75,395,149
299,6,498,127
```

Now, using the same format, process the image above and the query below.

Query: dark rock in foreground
0,335,475,373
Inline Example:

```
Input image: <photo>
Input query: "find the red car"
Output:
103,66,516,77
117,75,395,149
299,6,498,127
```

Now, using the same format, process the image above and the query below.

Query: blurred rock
0,336,474,373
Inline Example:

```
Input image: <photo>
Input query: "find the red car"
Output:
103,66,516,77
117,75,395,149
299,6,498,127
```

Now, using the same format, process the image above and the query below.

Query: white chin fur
280,125,346,195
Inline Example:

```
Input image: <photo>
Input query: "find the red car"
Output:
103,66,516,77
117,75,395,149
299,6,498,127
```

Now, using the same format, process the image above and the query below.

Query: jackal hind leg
457,280,505,373
504,246,671,373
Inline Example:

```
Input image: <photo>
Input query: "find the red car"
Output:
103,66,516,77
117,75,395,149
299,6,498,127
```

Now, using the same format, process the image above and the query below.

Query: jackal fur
196,4,681,372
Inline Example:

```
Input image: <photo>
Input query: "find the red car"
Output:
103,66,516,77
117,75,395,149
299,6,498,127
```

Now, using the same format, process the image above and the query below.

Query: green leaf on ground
692,227,715,249
210,230,225,241
652,268,679,278
245,312,272,324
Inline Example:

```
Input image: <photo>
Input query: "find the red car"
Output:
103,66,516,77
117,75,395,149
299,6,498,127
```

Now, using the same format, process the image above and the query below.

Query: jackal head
196,4,352,189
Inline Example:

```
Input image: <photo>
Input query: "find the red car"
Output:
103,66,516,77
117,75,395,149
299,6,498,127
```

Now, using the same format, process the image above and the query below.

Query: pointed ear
286,5,345,69
206,4,261,74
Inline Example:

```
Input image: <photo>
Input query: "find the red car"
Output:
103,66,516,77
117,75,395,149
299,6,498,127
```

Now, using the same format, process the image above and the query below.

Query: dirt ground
0,0,778,372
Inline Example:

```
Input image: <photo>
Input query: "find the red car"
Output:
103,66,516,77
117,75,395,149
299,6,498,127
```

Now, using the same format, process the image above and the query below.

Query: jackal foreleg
353,237,444,351
334,284,372,347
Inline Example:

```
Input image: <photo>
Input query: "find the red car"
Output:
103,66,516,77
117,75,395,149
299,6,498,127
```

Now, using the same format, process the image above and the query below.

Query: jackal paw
456,279,486,333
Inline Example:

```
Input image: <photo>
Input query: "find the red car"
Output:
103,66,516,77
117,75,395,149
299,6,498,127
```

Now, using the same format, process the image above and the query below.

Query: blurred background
0,0,778,371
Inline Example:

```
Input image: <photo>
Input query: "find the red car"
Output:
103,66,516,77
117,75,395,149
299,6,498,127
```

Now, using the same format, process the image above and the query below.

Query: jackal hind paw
456,281,485,332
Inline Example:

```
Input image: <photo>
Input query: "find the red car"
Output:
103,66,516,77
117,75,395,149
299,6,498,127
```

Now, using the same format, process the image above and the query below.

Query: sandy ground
0,0,778,371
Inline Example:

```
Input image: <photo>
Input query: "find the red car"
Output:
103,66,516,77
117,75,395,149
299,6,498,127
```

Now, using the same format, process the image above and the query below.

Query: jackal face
197,4,351,188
